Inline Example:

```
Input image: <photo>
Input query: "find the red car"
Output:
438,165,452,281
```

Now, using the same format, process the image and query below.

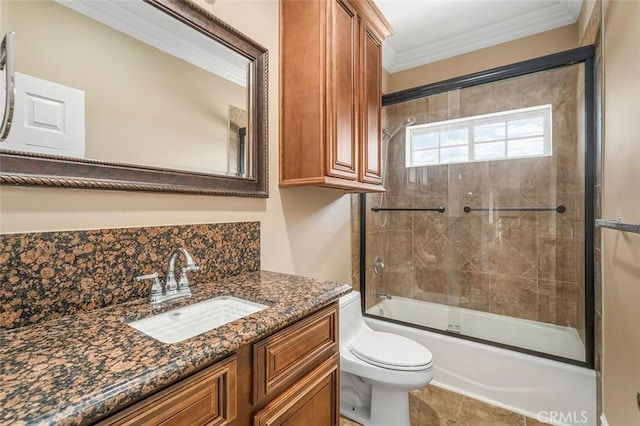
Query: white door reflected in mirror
3,72,85,158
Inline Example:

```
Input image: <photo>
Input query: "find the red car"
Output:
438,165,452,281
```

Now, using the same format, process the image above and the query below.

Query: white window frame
405,104,552,167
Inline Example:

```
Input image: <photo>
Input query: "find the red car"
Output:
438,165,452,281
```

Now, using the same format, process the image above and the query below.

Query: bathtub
365,296,596,426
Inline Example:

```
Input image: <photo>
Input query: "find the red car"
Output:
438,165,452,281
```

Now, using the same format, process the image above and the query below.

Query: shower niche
360,46,595,367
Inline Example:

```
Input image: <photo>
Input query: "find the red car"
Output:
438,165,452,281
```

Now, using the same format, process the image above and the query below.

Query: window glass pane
508,116,544,138
406,105,550,167
508,137,545,157
440,146,468,163
441,128,468,146
413,149,439,165
412,131,439,149
475,141,505,160
474,122,505,142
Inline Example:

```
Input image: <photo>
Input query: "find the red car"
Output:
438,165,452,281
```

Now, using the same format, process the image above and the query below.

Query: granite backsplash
0,222,260,330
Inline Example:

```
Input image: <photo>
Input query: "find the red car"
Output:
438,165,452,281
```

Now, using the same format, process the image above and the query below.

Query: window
405,104,552,167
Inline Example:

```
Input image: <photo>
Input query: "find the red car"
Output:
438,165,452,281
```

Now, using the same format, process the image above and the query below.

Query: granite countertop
0,270,351,426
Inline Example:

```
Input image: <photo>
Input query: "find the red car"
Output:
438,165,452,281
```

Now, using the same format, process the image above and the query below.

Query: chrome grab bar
596,218,640,235
0,32,15,142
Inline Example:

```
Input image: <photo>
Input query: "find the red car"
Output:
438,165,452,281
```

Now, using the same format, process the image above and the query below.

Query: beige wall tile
538,280,578,327
414,267,449,304
490,276,538,320
471,239,534,277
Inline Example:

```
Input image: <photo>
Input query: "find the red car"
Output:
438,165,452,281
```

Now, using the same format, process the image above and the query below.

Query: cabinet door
99,357,236,426
327,0,358,180
253,303,338,405
253,353,339,426
359,24,383,184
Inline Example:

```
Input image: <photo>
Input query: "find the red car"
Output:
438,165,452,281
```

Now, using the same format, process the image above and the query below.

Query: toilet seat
349,331,433,371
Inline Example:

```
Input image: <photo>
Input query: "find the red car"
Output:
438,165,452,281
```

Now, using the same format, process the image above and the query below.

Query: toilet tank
339,291,367,347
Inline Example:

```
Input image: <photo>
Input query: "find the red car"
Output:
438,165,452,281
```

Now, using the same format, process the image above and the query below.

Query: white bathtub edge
366,317,597,426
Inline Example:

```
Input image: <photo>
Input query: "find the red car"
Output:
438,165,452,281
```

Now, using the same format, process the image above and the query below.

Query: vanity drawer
253,302,339,404
100,356,236,426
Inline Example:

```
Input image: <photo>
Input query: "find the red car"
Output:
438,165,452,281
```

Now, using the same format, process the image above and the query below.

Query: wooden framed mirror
0,0,268,197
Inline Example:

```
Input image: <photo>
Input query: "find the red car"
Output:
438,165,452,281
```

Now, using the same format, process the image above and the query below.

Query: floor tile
525,416,552,426
410,385,464,425
339,416,362,426
340,384,550,426
456,396,525,426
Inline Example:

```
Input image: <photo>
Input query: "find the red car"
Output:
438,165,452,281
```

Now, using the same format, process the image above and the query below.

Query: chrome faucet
136,248,200,305
376,291,392,300
165,247,200,297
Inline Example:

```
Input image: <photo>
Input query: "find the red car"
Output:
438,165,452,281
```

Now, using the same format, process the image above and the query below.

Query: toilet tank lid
339,291,360,308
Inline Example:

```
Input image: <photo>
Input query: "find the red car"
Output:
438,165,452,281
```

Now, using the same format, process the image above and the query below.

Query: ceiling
373,0,583,73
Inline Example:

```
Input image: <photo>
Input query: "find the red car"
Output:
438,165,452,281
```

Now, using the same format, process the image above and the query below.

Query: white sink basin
127,296,268,344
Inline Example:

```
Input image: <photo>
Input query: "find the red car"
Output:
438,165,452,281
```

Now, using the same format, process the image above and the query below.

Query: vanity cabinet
99,357,237,426
279,0,393,192
253,301,338,404
253,354,339,426
98,303,339,426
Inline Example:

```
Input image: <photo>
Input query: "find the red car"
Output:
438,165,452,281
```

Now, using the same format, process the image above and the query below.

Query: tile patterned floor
339,384,550,426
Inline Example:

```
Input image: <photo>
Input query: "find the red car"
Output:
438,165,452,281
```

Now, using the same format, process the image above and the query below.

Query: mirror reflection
2,0,253,178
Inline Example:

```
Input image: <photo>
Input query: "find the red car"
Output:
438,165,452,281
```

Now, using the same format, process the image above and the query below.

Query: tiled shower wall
360,65,585,331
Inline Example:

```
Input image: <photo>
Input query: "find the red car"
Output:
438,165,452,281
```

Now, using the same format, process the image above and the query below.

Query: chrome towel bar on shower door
596,218,640,235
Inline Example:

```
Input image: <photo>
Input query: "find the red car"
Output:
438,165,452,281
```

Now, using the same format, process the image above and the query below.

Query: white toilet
339,291,433,426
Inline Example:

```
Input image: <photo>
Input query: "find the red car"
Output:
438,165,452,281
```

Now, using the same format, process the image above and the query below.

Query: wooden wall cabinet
280,0,393,192
99,303,339,426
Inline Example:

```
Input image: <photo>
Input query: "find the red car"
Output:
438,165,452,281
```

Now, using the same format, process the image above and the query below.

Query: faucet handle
177,265,199,291
136,272,163,304
183,264,200,273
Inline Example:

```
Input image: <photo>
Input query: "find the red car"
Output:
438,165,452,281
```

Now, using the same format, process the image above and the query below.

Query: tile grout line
453,395,466,423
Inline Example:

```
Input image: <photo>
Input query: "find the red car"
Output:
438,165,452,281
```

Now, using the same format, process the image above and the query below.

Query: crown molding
54,0,247,87
385,0,582,74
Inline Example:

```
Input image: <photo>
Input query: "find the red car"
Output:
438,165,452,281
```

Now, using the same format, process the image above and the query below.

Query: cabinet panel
253,353,340,426
253,303,338,405
280,0,324,181
328,0,358,180
99,357,236,426
279,0,392,192
360,26,383,184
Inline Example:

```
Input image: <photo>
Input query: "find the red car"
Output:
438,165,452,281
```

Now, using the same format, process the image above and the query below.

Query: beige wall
0,1,7,37
382,68,390,94
578,0,598,41
0,0,353,285
386,24,578,93
7,0,246,175
602,1,640,424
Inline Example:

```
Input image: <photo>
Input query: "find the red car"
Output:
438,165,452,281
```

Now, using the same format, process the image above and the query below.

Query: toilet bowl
339,291,433,426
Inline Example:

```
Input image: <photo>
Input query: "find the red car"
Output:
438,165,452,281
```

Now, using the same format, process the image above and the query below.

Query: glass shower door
363,56,592,364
